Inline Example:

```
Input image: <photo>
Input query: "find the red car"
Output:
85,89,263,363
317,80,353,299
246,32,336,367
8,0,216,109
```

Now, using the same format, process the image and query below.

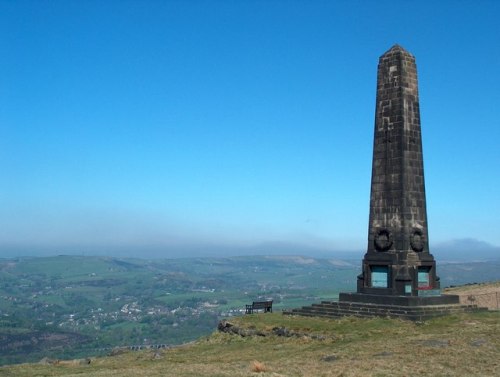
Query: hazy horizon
1,238,499,262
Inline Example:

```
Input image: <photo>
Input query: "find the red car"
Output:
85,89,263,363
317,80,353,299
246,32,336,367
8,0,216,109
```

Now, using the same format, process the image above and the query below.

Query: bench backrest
252,301,272,309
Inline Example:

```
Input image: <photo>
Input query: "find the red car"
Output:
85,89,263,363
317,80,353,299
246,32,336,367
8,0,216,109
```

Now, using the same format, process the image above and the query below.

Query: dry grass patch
251,360,267,373
444,281,500,309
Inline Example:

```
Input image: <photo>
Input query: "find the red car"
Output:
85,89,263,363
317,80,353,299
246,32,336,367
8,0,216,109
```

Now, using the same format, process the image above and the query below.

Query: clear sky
1,0,499,257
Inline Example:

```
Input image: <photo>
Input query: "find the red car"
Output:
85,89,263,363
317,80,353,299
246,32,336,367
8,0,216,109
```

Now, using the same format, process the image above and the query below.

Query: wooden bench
245,300,273,314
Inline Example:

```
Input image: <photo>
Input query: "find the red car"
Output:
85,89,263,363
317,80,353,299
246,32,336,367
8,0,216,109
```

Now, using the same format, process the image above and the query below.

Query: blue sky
1,1,499,257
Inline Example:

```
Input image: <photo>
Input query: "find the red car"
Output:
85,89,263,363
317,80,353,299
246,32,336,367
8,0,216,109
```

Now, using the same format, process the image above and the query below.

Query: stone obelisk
341,45,457,305
356,44,438,297
287,45,477,319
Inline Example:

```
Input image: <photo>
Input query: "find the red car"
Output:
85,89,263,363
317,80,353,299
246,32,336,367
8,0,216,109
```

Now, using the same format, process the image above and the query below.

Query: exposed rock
108,347,130,356
218,320,331,340
272,327,290,337
218,320,266,337
57,358,91,366
311,335,327,340
218,320,235,333
321,355,338,362
151,351,163,360
38,357,58,365
470,339,487,347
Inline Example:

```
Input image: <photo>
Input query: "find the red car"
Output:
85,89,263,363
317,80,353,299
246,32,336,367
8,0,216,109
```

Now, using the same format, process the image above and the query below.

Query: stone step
312,303,480,314
314,302,475,311
285,301,486,321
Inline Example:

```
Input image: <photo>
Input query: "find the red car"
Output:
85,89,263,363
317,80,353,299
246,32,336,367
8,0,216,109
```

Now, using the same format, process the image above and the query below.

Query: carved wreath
374,229,393,251
410,229,425,252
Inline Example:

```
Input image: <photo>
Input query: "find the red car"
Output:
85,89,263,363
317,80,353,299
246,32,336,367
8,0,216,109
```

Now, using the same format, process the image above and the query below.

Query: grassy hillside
2,305,498,376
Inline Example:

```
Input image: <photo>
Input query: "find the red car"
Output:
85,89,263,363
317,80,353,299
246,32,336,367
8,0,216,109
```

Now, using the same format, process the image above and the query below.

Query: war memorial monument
289,45,482,320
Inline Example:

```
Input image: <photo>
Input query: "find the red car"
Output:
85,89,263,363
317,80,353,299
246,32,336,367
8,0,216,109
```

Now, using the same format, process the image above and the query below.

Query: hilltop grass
2,310,499,377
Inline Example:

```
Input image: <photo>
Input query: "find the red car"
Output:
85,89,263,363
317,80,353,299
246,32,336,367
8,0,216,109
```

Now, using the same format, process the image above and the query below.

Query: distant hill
2,238,498,262
433,238,500,262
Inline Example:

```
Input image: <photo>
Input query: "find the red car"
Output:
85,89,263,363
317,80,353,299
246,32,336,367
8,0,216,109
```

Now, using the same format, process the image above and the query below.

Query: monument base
284,292,485,321
339,292,459,306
